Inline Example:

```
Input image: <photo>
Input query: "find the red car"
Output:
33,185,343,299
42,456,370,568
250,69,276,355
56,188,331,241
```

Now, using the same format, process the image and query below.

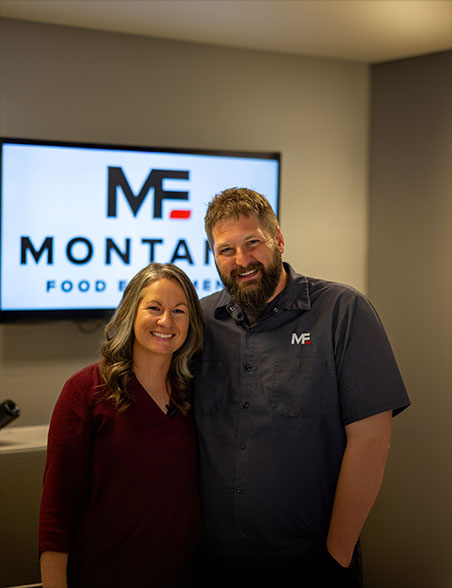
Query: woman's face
133,278,190,359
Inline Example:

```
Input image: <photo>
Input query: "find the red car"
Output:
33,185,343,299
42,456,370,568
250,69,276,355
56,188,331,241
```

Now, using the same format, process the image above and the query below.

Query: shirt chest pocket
192,360,226,416
268,357,331,418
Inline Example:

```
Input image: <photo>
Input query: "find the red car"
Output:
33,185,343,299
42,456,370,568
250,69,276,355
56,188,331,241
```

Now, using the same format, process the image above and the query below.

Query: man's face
211,214,286,308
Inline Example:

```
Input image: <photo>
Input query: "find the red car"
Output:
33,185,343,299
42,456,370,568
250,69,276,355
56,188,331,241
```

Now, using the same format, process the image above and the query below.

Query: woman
39,263,204,588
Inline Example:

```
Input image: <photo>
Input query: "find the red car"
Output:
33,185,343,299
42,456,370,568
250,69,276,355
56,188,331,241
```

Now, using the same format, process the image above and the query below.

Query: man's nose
234,247,252,268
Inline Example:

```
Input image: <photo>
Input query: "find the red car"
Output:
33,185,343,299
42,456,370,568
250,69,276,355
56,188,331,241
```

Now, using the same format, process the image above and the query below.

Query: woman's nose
157,311,173,325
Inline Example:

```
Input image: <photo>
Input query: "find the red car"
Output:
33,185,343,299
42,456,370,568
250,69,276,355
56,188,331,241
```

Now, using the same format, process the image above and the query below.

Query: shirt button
240,443,246,449
245,364,252,371
238,529,247,539
273,306,279,313
242,402,249,409
228,305,235,312
247,327,254,333
236,487,244,494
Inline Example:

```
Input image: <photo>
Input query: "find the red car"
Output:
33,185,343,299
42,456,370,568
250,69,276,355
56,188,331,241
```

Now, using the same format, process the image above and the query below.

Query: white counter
0,424,49,453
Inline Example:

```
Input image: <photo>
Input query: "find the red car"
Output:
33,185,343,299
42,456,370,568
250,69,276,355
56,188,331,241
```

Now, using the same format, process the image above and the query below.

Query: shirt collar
213,262,311,319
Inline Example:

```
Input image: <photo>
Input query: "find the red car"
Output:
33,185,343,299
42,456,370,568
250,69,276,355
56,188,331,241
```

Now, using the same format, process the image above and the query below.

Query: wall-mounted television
0,138,280,322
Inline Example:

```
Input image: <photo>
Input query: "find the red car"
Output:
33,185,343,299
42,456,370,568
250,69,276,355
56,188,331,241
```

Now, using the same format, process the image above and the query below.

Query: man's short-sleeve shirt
193,263,410,560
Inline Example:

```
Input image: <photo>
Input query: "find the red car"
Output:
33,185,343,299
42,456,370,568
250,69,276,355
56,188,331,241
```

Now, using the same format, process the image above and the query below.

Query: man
192,187,410,587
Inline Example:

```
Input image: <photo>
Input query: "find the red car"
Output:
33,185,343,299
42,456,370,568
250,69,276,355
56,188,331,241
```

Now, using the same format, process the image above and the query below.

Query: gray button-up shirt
193,263,409,560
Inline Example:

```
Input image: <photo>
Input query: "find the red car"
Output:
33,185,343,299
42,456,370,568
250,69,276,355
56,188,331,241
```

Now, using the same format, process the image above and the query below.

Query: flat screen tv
0,138,280,322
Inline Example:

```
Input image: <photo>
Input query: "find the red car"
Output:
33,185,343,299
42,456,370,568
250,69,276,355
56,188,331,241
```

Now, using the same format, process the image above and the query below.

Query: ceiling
0,0,451,64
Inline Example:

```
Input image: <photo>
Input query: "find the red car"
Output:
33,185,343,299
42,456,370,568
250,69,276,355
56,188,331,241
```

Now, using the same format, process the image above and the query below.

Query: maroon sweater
39,363,201,587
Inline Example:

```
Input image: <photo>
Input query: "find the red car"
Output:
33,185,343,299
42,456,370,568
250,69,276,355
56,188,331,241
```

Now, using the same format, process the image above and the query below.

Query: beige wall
0,17,369,426
363,51,452,587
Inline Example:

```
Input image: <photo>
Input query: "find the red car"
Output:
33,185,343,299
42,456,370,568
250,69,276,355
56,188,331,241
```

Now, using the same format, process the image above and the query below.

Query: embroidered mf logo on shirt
291,332,311,345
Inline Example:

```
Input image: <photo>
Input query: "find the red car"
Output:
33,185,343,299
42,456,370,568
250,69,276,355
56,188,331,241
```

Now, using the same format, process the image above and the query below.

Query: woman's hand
40,551,68,588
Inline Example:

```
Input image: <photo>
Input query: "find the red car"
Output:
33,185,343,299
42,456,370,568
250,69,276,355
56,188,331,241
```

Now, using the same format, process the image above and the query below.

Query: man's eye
220,248,233,255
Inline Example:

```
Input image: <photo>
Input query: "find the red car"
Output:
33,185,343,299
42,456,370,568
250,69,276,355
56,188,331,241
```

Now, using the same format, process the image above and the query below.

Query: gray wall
363,51,452,588
1,17,450,587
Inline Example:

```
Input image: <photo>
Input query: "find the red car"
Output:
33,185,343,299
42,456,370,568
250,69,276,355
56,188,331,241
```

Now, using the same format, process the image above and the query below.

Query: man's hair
205,187,279,245
98,262,204,415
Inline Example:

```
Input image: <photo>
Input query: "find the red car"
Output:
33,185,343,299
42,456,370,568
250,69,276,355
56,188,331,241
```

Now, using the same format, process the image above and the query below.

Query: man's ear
275,228,285,253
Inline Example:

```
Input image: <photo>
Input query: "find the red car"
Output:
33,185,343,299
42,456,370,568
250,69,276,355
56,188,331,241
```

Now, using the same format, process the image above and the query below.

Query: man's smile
236,268,260,281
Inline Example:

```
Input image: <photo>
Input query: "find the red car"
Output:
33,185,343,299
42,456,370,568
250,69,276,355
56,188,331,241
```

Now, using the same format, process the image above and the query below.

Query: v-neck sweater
39,363,201,587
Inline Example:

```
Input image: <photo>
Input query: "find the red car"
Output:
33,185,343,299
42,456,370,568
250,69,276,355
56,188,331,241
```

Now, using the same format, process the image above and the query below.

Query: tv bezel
0,137,281,323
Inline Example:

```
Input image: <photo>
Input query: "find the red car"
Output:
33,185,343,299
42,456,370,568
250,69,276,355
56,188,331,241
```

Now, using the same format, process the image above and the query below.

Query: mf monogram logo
291,332,311,345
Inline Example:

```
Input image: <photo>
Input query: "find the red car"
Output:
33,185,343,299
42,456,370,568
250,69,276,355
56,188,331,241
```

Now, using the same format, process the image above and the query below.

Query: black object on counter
0,399,20,429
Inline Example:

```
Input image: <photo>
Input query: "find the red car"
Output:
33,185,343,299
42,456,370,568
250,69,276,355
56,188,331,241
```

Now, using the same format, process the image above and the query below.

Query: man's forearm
326,410,392,567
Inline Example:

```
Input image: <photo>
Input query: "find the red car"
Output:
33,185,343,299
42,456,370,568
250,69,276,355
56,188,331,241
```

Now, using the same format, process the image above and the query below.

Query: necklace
135,371,171,413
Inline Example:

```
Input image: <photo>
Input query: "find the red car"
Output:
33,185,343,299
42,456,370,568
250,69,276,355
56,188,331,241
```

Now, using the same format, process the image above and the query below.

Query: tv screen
0,138,280,322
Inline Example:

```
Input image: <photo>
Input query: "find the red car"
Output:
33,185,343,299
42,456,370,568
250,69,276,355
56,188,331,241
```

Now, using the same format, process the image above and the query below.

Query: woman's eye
173,308,186,314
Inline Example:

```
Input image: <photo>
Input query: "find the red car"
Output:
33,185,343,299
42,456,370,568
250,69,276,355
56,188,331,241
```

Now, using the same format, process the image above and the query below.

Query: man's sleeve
334,292,410,426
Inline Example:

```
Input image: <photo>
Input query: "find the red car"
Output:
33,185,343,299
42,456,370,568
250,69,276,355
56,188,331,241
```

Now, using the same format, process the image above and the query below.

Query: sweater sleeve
39,366,98,555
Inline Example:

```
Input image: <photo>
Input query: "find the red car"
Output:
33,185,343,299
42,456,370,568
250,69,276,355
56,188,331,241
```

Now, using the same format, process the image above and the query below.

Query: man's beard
217,247,283,309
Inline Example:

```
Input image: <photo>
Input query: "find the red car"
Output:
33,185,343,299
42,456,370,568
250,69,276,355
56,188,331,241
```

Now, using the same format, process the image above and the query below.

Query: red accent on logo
305,341,311,344
170,210,191,219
